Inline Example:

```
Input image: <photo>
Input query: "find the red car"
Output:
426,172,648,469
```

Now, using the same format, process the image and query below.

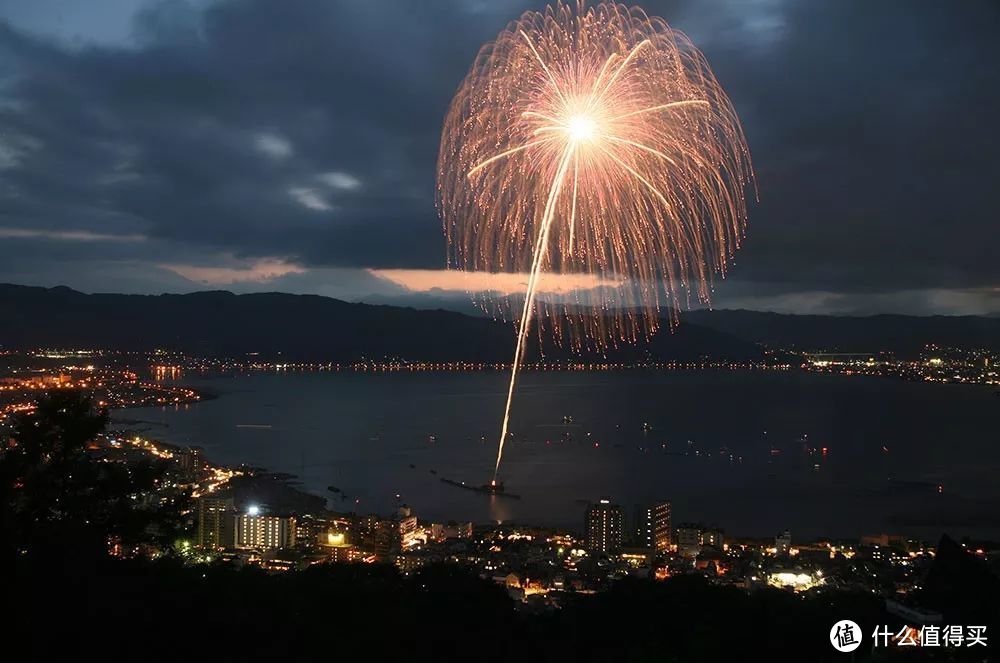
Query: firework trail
437,1,754,481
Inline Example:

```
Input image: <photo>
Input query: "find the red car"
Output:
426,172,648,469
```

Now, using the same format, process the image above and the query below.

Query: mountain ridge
0,283,762,362
2,284,997,358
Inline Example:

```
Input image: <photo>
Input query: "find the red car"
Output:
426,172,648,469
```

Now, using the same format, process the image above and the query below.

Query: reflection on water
489,494,515,524
118,370,1000,539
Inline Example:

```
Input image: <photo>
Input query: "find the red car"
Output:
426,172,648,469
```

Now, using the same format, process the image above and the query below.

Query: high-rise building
397,514,419,547
196,496,234,549
775,529,792,554
356,510,422,558
295,514,329,550
297,514,351,550
175,446,205,481
652,502,672,552
235,510,296,550
586,498,625,554
357,515,394,558
634,501,671,552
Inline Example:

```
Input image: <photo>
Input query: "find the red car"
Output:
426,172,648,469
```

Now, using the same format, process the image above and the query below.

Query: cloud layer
0,0,997,315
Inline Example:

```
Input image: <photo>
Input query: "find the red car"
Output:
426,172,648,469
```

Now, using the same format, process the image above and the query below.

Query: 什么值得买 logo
830,620,862,653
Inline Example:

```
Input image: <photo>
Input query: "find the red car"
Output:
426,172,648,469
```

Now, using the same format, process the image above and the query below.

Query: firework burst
437,1,754,479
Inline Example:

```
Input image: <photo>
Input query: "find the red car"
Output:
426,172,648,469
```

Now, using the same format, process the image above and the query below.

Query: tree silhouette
0,390,188,565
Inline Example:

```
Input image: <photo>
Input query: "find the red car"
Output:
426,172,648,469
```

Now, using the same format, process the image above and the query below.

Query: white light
567,115,596,142
247,505,260,516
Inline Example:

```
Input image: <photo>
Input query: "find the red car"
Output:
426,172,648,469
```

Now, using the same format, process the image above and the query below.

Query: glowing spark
608,99,710,122
467,137,556,177
437,1,755,481
567,115,597,142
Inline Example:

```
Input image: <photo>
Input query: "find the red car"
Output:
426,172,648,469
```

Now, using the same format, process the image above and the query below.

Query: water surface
118,369,1000,539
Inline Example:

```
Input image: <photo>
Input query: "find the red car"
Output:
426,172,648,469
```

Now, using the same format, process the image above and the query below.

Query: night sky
0,0,997,315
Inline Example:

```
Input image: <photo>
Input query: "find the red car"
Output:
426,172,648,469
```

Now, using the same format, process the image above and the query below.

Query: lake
117,369,1000,540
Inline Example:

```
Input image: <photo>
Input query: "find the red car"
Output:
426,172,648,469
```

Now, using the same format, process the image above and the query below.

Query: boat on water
440,477,521,499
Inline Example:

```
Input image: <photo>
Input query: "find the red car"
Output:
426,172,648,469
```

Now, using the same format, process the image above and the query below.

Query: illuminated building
702,527,724,549
318,530,357,564
253,558,296,573
297,514,351,549
394,551,434,575
675,523,724,557
196,496,234,549
235,510,296,550
619,548,653,570
327,544,357,563
775,530,792,554
357,515,394,557
397,511,420,547
317,529,364,563
675,524,703,557
175,446,205,481
429,522,473,540
766,567,823,592
319,530,348,547
634,501,671,552
586,498,625,554
356,510,422,557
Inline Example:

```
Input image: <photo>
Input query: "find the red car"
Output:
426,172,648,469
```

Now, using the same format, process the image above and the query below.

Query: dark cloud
1,0,528,269
0,0,997,312
697,0,1000,294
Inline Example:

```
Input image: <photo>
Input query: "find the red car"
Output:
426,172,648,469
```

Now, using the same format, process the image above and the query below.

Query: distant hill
4,284,993,360
684,309,1000,355
0,284,762,362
